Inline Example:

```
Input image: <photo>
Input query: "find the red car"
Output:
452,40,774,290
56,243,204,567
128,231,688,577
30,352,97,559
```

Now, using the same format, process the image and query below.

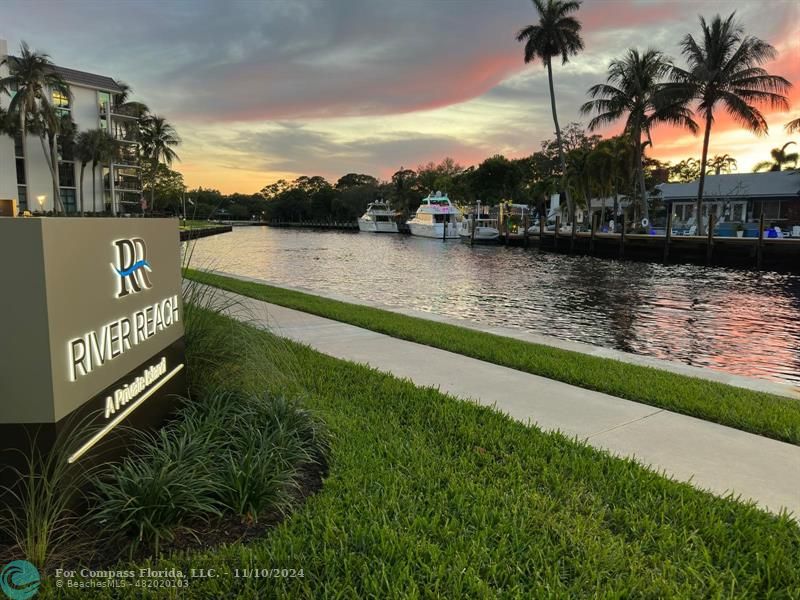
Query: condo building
0,38,142,215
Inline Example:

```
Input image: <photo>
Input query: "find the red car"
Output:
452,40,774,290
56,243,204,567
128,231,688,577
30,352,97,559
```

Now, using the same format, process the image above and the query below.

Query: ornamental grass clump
90,427,222,558
0,413,105,570
90,389,330,558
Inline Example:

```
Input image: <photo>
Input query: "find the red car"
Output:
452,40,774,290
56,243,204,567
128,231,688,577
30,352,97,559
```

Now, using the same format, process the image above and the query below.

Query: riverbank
179,224,232,241
186,269,800,445
51,309,800,597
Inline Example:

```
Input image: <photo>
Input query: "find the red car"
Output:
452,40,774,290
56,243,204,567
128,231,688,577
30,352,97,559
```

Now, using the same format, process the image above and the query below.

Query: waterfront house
656,171,800,235
0,38,141,215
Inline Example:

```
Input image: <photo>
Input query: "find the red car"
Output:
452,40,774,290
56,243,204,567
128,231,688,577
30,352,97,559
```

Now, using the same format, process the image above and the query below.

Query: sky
2,0,798,194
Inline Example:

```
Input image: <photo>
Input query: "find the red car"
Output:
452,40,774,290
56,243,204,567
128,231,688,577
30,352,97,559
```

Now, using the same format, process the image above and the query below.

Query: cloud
1,0,797,192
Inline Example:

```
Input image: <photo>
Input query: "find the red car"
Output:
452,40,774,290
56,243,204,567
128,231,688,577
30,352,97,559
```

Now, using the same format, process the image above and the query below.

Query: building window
761,200,781,220
61,188,77,214
52,88,71,117
98,91,111,113
17,186,27,212
15,158,26,185
14,131,24,158
58,162,76,188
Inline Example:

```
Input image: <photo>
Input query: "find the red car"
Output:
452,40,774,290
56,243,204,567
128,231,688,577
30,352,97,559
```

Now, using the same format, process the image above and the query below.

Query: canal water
189,227,800,386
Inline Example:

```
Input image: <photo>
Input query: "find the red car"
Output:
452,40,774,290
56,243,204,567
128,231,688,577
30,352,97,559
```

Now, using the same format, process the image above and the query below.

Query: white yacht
358,200,398,233
459,201,500,242
407,192,461,239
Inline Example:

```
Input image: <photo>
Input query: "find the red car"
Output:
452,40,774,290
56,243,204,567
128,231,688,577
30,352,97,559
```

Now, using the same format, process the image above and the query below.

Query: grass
46,312,800,598
180,219,223,230
185,268,800,446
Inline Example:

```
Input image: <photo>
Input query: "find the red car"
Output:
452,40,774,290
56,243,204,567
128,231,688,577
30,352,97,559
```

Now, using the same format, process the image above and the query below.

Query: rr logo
111,238,153,298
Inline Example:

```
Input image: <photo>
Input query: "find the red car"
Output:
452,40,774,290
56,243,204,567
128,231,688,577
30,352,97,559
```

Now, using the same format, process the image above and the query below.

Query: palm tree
670,13,791,233
140,115,181,213
706,153,737,175
516,0,584,224
0,42,68,140
74,130,96,215
581,49,697,224
753,142,798,172
786,117,800,134
669,157,701,182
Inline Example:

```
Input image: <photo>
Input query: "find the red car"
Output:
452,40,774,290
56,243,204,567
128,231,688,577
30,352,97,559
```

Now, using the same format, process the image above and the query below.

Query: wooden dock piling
663,209,673,263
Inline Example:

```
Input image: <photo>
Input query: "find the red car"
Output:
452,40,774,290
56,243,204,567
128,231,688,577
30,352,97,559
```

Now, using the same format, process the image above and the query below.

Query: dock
521,230,800,271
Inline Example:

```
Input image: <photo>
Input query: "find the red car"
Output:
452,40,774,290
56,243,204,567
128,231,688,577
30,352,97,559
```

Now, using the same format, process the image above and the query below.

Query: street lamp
37,195,46,213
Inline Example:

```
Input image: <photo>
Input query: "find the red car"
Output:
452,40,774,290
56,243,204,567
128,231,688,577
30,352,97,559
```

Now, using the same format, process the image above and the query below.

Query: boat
459,201,500,243
406,191,461,239
357,200,399,233
459,217,501,243
492,202,531,242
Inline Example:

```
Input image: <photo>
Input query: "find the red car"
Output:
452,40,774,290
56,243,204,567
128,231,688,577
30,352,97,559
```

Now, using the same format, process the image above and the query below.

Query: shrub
91,428,222,558
89,389,330,557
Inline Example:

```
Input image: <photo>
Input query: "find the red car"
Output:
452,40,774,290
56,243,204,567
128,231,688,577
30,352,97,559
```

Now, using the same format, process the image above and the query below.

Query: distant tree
669,12,791,233
517,0,585,223
706,153,737,175
669,157,701,182
389,167,418,215
292,175,331,194
260,179,292,199
335,173,379,189
416,158,463,195
471,155,525,204
753,142,798,172
141,162,185,213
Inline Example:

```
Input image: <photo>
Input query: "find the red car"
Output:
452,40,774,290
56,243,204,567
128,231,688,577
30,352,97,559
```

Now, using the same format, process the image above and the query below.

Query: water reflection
189,227,800,386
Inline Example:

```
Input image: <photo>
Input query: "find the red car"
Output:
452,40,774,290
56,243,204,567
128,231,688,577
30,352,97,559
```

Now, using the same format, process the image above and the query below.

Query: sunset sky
3,0,798,194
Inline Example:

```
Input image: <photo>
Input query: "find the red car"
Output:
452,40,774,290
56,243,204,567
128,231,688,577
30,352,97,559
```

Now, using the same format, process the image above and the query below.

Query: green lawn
185,269,800,446
48,313,800,598
180,220,222,230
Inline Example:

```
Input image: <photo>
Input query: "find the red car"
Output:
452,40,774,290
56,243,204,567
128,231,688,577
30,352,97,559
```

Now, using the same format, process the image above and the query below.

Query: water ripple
189,228,800,386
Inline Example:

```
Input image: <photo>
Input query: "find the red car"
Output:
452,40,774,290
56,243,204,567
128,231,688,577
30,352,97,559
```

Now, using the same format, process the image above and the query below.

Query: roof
657,171,800,200
51,64,123,93
8,56,123,93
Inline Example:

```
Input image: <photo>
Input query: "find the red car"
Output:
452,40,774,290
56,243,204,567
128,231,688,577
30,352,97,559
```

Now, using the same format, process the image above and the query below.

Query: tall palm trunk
79,162,86,215
546,57,572,223
50,133,63,214
635,137,648,223
150,158,157,214
38,134,63,215
92,163,97,213
696,112,713,235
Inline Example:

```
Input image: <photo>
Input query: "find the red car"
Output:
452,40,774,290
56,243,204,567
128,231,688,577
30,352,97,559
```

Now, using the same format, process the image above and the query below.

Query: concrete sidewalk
216,288,800,518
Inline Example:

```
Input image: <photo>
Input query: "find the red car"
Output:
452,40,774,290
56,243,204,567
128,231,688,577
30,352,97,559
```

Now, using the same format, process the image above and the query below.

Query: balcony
113,145,140,166
105,175,142,193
